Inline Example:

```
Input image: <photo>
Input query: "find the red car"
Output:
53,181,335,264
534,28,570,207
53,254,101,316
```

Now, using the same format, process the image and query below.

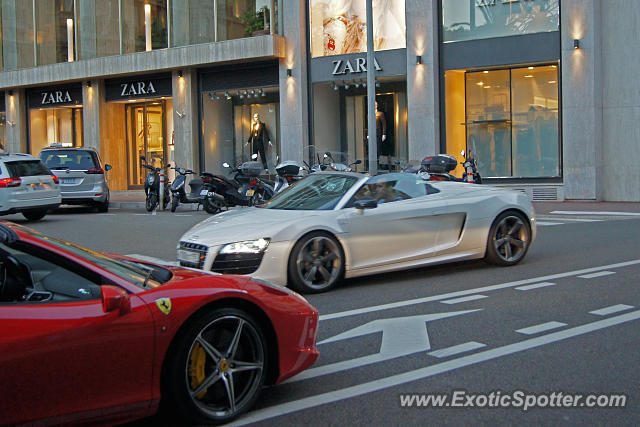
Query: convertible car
178,172,536,294
0,222,318,425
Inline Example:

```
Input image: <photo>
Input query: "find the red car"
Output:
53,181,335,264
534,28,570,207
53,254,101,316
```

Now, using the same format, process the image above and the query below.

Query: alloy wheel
295,236,342,291
491,214,529,263
185,315,264,419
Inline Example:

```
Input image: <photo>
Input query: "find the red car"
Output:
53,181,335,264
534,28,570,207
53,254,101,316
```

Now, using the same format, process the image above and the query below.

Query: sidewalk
111,190,640,214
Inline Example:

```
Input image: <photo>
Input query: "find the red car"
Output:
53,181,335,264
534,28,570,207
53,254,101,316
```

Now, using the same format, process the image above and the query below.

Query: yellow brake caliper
189,342,207,399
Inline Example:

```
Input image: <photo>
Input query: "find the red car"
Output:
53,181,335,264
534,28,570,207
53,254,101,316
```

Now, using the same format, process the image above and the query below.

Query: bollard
159,171,165,209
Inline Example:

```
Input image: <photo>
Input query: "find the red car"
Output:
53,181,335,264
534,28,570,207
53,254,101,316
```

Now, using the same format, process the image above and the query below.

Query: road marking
96,213,116,216
440,294,488,305
515,282,556,291
516,321,567,335
536,221,563,226
125,254,178,266
230,310,640,426
550,210,640,216
286,310,480,383
578,271,615,279
319,259,640,321
175,214,193,217
428,342,486,358
589,304,634,316
548,218,602,222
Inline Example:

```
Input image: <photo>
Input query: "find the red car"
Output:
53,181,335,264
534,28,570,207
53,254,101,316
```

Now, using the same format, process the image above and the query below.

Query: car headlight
219,238,270,254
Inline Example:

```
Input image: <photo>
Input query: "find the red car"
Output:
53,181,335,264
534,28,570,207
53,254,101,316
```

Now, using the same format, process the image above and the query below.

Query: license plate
29,183,48,191
246,189,255,196
60,178,78,185
200,190,209,196
178,249,201,264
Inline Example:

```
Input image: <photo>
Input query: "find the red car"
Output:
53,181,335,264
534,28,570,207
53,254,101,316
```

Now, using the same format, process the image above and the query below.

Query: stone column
406,0,439,160
561,0,602,200
278,0,309,164
4,90,28,153
82,80,100,152
172,70,199,172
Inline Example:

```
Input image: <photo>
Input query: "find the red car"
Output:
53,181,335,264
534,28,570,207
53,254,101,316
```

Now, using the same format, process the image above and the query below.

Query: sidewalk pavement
110,190,640,214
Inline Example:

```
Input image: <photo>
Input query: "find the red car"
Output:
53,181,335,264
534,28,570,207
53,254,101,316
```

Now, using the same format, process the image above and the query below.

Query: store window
312,80,408,172
122,0,167,53
29,108,83,155
442,0,559,43
35,0,75,65
309,0,406,57
202,87,280,175
445,64,559,179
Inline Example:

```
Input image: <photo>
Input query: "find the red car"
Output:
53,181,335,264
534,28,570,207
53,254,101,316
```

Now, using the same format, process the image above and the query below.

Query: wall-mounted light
332,83,339,91
7,90,13,96
573,39,580,49
145,3,152,51
177,70,183,78
416,55,422,65
375,81,381,88
87,81,92,88
344,83,350,90
66,19,74,62
287,68,292,77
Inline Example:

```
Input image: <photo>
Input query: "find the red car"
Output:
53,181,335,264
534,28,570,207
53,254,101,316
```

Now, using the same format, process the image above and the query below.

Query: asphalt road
8,205,640,425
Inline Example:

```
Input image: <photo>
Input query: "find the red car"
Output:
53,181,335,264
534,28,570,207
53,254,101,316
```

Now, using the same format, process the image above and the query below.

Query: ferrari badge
155,298,172,315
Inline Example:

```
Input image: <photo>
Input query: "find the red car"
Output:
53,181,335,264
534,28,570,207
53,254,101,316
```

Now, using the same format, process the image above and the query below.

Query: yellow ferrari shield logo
155,298,172,315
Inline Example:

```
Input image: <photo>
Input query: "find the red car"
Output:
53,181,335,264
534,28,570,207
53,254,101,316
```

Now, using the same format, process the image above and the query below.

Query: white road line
536,221,563,226
550,210,640,216
319,259,640,321
589,304,634,316
428,342,486,358
516,321,567,335
125,254,178,266
578,271,615,279
547,218,602,222
440,294,488,305
96,213,116,216
175,214,193,216
515,282,556,291
230,310,640,426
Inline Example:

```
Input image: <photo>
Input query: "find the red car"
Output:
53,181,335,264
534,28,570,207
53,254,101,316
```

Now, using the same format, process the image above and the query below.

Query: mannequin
248,113,268,169
364,101,387,168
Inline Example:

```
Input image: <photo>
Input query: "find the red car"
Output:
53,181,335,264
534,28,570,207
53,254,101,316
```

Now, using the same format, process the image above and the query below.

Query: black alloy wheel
164,308,267,425
288,232,345,294
485,211,531,266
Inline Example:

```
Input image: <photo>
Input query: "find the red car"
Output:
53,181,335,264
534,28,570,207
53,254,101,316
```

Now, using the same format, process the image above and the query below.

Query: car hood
180,207,324,245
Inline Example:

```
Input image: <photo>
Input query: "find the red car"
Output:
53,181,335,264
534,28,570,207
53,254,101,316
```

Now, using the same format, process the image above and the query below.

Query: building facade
0,0,636,201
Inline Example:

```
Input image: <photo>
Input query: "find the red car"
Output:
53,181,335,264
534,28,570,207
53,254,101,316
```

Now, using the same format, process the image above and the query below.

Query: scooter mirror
139,155,146,161
460,150,466,157
324,153,329,158
251,153,258,160
222,162,230,168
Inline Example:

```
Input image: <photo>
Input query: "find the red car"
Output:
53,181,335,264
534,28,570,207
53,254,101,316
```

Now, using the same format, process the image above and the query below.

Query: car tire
22,210,47,221
145,193,157,212
163,307,268,425
96,192,110,213
170,197,179,213
288,231,345,294
203,197,222,214
485,210,532,266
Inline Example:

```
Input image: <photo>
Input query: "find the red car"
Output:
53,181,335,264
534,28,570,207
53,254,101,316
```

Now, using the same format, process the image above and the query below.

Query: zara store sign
105,73,172,101
28,85,82,109
331,57,382,75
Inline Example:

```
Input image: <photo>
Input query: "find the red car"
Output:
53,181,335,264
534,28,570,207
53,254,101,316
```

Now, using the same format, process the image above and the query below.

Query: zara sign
105,73,172,101
28,85,82,109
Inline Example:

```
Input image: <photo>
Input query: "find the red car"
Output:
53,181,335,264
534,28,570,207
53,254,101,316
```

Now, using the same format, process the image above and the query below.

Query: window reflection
35,0,74,65
122,0,167,53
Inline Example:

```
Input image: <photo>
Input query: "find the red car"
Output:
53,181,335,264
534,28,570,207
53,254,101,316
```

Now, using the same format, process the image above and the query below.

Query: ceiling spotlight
354,82,360,88
239,94,244,99
254,93,259,98
215,95,221,100
344,83,350,90
261,91,267,97
375,81,381,88
332,83,339,91
242,90,248,95
250,89,255,94
362,81,367,87
208,93,215,101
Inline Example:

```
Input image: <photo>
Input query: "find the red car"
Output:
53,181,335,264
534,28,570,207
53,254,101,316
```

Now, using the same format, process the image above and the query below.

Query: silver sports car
177,172,536,294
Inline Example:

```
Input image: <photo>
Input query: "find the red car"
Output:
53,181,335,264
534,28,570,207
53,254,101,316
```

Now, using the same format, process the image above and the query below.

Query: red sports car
0,221,319,425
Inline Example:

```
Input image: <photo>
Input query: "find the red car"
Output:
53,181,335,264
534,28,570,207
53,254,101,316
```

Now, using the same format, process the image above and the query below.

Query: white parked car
178,172,536,293
0,153,61,221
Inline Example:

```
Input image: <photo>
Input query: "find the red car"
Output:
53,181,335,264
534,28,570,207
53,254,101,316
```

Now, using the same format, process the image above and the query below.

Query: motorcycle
406,151,482,184
217,159,275,207
274,160,306,193
169,167,225,214
307,151,362,173
140,156,170,212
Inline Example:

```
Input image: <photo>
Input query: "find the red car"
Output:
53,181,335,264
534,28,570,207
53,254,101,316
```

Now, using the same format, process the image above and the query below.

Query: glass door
126,102,166,188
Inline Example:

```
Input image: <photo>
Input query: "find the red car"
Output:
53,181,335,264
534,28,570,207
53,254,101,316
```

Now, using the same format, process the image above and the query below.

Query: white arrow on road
286,309,481,383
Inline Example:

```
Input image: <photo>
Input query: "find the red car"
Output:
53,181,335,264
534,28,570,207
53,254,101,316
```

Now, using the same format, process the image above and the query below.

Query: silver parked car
0,153,61,221
39,147,112,212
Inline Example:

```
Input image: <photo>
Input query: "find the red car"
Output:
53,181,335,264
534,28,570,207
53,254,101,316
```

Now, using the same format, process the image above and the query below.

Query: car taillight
286,176,294,182
429,175,446,181
51,175,59,184
85,168,104,174
202,176,212,183
0,177,22,188
249,179,257,185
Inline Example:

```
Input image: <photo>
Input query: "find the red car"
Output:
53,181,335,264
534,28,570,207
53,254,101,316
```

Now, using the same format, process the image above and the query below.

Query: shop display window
29,107,83,156
445,65,559,179
311,80,408,172
442,0,559,43
309,0,406,58
202,87,280,175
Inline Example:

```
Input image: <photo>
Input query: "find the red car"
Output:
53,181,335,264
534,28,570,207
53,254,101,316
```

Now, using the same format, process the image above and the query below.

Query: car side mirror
105,164,112,172
354,198,378,211
101,285,131,315
139,155,146,162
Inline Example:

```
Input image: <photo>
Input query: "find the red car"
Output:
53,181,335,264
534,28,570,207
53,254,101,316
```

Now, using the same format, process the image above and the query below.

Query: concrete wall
600,1,640,201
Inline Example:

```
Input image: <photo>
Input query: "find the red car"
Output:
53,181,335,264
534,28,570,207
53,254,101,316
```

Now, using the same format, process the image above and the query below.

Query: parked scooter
216,158,275,206
405,151,482,184
141,156,170,212
169,167,225,213
308,152,362,173
274,160,306,193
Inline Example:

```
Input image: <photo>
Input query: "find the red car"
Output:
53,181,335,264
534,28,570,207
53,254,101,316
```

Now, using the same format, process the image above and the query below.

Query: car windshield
262,174,359,210
40,150,98,170
17,227,160,289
